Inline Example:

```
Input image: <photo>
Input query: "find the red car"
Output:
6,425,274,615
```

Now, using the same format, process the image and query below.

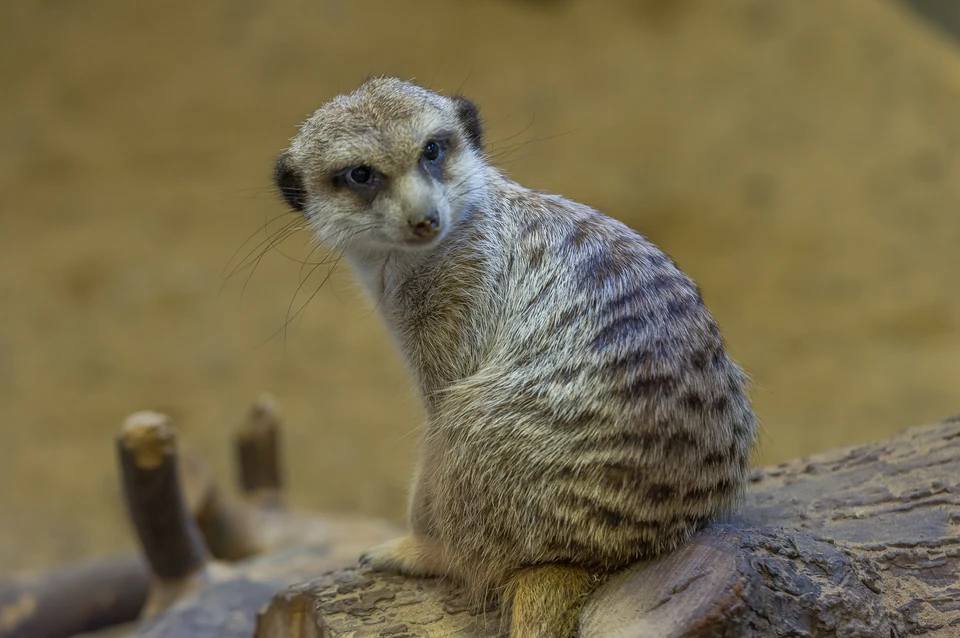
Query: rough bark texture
730,415,960,635
247,417,960,638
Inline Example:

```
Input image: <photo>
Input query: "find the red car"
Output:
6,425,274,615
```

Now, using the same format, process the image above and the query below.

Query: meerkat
273,77,757,637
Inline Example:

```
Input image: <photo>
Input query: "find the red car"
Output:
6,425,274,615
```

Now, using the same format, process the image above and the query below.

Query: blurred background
1,0,958,573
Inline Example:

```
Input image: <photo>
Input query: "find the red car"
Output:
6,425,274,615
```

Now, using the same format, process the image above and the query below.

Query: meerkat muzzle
408,211,440,239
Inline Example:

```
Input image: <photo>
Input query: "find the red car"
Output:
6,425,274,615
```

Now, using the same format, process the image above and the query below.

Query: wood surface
4,417,956,637
253,416,960,638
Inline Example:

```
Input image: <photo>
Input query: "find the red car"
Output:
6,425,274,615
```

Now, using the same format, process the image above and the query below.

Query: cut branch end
117,411,210,584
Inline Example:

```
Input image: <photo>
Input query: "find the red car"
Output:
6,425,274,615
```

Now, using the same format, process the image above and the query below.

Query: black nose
409,211,440,238
274,153,306,213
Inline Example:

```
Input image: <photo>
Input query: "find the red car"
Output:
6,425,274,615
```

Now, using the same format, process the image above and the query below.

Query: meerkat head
274,77,486,253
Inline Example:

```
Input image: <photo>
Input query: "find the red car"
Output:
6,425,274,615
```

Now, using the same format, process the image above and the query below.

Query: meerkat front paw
359,535,442,578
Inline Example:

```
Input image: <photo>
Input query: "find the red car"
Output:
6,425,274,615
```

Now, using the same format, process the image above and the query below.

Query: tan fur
274,77,758,637
505,565,597,638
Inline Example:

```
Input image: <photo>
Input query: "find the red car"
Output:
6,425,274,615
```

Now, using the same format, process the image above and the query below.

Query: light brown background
1,0,958,572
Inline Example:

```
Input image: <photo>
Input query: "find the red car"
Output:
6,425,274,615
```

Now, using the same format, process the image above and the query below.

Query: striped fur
276,77,757,636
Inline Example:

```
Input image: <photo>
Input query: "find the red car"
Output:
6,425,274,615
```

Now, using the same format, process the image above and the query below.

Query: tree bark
251,416,960,638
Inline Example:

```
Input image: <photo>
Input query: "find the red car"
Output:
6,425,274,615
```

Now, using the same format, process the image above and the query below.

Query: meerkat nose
409,211,440,238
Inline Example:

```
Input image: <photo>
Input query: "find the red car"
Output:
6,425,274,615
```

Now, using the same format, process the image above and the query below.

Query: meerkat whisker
238,223,308,305
260,226,371,349
221,211,302,282
226,217,303,283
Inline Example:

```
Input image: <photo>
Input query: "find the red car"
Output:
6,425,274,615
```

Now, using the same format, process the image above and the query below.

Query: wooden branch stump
191,472,265,563
118,412,211,581
235,393,284,509
117,411,217,616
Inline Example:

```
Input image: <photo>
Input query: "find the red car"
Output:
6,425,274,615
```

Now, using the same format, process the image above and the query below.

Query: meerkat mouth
400,229,445,249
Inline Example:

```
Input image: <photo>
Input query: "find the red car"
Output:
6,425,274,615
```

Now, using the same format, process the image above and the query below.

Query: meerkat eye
423,141,442,162
347,165,373,185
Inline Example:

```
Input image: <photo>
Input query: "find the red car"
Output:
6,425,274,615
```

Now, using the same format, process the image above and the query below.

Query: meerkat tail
504,564,597,638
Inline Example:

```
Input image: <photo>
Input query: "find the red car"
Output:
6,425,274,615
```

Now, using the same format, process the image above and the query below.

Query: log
0,556,149,638
16,412,951,637
10,415,956,637
250,416,960,637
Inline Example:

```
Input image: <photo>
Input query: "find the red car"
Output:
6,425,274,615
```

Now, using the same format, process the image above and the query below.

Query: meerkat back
274,77,757,638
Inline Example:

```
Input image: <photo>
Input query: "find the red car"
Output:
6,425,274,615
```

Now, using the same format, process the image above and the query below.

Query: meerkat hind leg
505,564,595,638
359,535,449,578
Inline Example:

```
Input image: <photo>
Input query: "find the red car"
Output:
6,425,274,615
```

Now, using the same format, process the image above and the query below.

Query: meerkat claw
359,536,440,578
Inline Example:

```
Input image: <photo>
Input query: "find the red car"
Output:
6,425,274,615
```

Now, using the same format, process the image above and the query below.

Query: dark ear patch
452,96,483,151
274,152,306,212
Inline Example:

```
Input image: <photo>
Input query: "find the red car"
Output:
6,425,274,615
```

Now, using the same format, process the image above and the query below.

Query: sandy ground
1,0,959,572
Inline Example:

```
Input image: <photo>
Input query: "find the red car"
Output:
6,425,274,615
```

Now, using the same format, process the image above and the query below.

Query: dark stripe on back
591,315,649,351
577,250,623,288
547,364,584,385
600,274,681,316
552,306,582,332
664,294,705,321
518,215,541,241
645,252,673,269
618,373,679,402
646,483,675,504
602,348,654,371
664,429,699,452
702,449,728,466
559,493,665,532
712,347,728,369
572,429,661,454
564,221,592,250
527,244,546,270
684,478,735,501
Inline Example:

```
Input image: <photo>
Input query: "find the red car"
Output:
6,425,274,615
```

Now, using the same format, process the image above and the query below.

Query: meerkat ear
274,152,306,213
452,96,483,151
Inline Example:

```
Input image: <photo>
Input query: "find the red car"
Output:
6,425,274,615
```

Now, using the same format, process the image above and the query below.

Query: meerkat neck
345,174,512,399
